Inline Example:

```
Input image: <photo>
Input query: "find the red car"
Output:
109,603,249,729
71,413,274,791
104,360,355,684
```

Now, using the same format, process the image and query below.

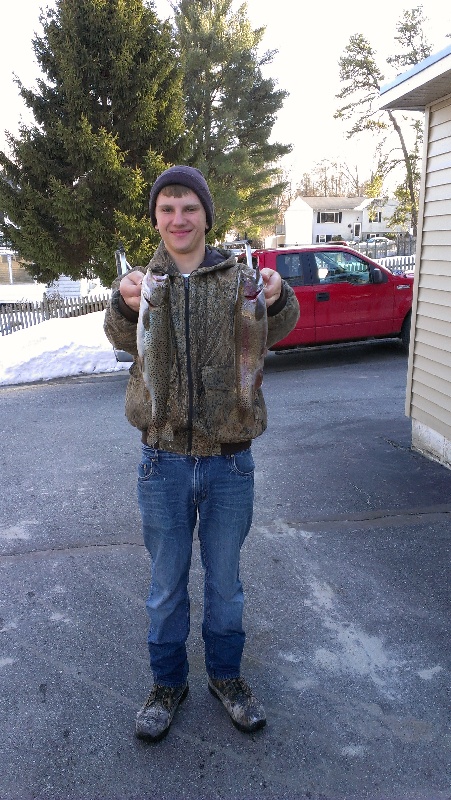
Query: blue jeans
137,445,255,686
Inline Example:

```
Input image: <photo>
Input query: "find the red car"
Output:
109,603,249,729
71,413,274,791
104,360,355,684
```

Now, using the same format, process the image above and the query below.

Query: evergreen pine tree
172,0,291,240
0,0,185,283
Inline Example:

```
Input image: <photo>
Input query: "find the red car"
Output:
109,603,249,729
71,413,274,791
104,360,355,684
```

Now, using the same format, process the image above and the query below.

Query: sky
1,0,451,190
0,311,130,386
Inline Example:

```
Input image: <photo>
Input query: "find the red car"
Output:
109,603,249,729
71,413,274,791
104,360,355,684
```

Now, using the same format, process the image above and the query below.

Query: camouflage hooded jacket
104,242,299,456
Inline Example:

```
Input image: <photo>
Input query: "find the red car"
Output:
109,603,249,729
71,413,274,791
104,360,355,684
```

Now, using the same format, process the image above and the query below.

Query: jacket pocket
200,365,237,436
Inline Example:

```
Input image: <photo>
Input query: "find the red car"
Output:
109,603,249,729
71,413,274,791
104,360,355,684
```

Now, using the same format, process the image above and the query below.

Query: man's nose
173,208,185,225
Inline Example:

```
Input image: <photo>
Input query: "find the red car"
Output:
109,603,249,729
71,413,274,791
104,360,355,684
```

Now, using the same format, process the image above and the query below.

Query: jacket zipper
184,276,194,453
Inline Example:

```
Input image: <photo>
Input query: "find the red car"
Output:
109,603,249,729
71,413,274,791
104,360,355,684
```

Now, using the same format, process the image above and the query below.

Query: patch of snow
0,311,130,386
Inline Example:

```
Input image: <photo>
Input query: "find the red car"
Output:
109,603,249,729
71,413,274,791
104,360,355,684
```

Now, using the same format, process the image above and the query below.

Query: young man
104,166,299,742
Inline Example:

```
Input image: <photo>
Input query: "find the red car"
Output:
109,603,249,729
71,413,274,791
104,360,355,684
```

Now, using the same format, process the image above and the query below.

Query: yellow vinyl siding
423,199,451,216
414,350,451,375
428,120,451,143
424,183,451,201
422,229,451,245
428,135,451,157
414,328,451,352
418,244,451,262
425,152,451,173
411,390,451,429
412,366,451,398
414,320,451,346
416,301,451,325
406,97,451,439
423,213,451,231
425,166,451,188
411,382,451,419
417,274,451,292
429,96,451,120
418,260,451,277
415,306,451,338
410,405,451,442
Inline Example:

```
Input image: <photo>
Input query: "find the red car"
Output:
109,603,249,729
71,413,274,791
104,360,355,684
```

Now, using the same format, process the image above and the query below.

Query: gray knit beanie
149,165,215,232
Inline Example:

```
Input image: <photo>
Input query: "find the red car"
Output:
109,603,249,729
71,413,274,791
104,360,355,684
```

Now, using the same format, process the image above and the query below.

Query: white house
379,44,451,469
270,196,404,248
47,274,109,298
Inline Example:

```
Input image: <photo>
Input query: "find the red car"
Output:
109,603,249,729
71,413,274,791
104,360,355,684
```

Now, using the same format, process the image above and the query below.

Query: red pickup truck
253,245,414,351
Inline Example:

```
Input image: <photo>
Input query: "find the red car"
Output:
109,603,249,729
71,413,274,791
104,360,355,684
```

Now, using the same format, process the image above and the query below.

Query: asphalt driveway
0,339,450,800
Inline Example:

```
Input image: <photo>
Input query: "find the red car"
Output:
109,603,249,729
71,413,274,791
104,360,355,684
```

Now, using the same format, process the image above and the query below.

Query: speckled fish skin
137,270,171,429
235,267,268,419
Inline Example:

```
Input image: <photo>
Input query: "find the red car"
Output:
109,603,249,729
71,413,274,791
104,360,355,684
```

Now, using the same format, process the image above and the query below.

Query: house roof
298,197,369,211
378,45,451,111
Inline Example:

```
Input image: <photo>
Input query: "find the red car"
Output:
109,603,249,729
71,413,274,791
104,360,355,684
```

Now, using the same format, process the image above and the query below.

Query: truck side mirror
372,268,383,284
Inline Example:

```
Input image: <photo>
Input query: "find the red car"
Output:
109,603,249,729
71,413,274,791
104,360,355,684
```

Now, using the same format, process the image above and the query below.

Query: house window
317,211,342,223
368,210,382,223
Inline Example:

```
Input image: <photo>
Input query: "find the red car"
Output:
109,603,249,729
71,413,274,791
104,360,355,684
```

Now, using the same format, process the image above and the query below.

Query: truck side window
276,254,305,286
314,252,370,284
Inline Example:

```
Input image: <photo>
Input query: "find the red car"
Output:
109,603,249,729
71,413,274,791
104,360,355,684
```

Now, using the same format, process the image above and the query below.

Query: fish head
141,270,169,307
242,273,260,299
241,270,266,321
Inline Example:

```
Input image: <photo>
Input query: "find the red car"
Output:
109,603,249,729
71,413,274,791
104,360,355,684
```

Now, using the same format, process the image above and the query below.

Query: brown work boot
135,683,188,742
208,676,266,732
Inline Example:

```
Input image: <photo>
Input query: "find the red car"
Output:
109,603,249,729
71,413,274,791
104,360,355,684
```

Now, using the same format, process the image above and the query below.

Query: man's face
154,189,207,260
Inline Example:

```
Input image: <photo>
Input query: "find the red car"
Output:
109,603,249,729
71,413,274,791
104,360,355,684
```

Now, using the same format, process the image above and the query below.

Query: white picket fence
375,255,416,272
0,294,110,336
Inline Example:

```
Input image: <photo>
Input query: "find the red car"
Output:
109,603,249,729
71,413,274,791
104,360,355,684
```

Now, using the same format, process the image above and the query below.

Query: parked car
253,245,413,351
366,236,392,244
219,241,248,257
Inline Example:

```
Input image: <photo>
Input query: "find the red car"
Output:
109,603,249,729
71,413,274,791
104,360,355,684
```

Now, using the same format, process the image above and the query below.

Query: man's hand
120,270,143,313
261,268,282,308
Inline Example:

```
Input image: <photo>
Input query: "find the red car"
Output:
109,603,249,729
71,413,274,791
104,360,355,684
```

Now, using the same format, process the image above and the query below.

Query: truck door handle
316,292,330,302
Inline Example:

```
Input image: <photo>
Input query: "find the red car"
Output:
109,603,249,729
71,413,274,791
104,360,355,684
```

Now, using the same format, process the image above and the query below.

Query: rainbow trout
235,267,268,419
137,270,171,429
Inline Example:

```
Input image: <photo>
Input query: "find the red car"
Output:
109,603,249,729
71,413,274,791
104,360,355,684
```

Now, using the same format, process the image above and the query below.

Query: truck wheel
401,312,411,352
